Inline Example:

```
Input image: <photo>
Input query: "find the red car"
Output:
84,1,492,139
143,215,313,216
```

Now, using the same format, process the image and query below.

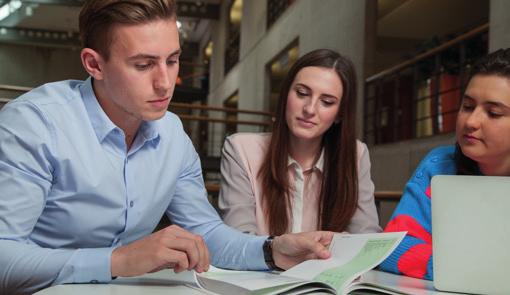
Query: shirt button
129,201,134,207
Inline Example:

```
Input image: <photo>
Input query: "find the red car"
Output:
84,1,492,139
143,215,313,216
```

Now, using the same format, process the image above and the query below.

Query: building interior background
0,0,507,226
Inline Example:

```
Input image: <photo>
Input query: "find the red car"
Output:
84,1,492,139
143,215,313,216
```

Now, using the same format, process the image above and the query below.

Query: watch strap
263,236,279,270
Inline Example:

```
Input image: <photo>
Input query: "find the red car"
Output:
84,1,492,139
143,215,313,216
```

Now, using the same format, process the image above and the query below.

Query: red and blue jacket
378,145,457,280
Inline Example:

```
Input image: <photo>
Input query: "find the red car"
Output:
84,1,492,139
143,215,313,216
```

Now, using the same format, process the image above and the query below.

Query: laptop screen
431,175,510,294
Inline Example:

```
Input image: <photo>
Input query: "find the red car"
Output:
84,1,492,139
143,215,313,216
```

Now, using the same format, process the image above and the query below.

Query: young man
0,1,333,294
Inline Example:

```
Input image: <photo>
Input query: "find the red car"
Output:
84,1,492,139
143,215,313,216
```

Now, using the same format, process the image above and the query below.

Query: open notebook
193,232,412,295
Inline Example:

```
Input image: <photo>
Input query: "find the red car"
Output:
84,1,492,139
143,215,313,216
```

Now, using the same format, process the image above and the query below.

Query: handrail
0,84,32,92
0,94,272,127
366,23,489,83
205,183,402,202
374,191,402,201
0,85,274,118
178,114,271,126
170,102,273,117
205,183,220,193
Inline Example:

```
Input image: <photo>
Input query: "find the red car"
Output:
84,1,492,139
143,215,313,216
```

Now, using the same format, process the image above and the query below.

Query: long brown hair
259,49,359,235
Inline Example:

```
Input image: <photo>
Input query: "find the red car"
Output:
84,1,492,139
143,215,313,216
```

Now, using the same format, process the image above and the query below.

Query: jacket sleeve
378,164,434,280
346,142,382,234
217,136,258,234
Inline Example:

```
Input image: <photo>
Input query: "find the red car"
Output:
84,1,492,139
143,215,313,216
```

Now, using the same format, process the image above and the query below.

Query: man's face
95,18,180,127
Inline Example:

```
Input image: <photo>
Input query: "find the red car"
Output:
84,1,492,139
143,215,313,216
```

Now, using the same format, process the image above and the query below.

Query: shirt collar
137,120,160,147
80,77,116,143
80,77,160,146
287,148,325,173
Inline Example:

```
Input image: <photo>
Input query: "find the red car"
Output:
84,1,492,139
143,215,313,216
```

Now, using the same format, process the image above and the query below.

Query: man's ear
81,48,105,80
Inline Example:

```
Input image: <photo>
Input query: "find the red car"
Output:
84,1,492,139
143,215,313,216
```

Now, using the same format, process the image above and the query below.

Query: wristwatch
263,236,279,270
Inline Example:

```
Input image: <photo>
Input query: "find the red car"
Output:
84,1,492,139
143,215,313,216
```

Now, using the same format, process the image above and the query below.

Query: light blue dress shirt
0,78,267,294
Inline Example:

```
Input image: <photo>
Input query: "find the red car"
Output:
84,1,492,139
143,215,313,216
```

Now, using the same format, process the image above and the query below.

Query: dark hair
456,48,510,175
258,49,359,235
79,0,177,60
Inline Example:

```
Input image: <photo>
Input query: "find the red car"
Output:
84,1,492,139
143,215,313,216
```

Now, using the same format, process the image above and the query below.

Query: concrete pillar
364,0,378,78
489,0,510,51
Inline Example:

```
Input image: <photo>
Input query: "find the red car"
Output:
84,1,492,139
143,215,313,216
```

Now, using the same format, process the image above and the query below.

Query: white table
34,270,205,295
35,269,460,295
357,270,458,295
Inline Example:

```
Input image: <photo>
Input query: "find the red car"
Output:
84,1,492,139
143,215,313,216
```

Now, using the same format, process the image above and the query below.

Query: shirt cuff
55,247,115,284
247,235,269,270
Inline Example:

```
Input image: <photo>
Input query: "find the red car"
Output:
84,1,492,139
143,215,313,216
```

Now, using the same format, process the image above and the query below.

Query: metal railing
0,86,273,133
205,183,402,216
170,102,272,127
364,24,489,146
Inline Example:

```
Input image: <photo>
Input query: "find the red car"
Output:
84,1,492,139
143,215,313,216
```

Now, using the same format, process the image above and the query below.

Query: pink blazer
218,133,381,235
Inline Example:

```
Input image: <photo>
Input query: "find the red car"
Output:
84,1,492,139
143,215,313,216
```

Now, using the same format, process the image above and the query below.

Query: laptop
431,175,510,294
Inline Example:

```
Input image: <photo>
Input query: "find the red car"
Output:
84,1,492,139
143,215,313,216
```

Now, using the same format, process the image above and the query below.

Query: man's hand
272,231,334,270
111,225,209,277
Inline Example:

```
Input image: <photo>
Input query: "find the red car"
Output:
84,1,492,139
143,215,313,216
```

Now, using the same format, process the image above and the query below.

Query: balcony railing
364,24,489,146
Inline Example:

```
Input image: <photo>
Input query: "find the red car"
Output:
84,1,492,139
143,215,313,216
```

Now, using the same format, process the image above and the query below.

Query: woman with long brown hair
218,49,381,236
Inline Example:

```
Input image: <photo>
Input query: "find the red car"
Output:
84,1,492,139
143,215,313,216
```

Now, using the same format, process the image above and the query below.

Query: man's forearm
201,223,267,270
0,240,115,294
0,240,73,294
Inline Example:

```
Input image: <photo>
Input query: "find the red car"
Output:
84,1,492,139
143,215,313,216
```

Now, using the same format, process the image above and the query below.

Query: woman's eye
488,111,503,118
322,100,335,106
296,89,308,97
461,104,474,112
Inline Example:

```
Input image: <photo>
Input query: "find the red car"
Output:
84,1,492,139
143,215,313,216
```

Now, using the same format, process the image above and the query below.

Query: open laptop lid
431,175,510,295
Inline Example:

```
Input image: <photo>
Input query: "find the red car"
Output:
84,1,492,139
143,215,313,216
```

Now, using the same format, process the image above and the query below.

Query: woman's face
456,74,510,174
285,66,342,145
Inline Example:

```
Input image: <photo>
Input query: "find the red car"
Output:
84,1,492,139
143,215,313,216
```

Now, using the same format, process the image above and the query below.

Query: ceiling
0,0,220,49
377,0,489,40
1,0,491,66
